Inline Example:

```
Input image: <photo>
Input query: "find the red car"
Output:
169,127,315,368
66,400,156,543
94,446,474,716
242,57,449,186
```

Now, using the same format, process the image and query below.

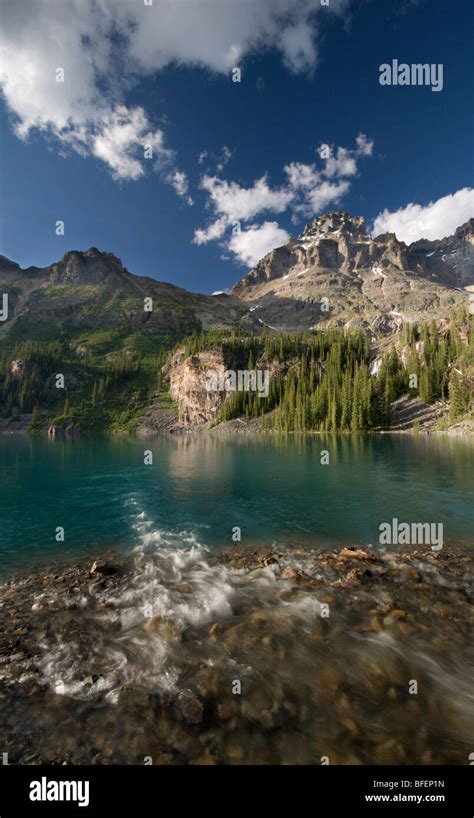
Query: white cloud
196,145,233,174
279,21,317,74
284,133,372,217
216,145,233,173
294,179,351,217
127,0,349,75
92,107,172,181
195,132,374,263
167,170,193,205
0,0,350,182
228,222,290,266
0,1,175,183
355,133,374,157
372,188,474,243
285,161,320,190
194,217,228,245
193,174,293,250
200,175,293,223
317,133,373,176
323,147,357,179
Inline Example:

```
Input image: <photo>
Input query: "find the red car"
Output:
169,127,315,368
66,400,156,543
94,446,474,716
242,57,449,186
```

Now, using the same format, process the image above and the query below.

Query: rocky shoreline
0,541,473,765
2,407,472,436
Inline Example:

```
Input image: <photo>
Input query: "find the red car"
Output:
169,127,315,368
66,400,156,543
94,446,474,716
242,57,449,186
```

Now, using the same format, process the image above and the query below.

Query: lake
0,432,472,575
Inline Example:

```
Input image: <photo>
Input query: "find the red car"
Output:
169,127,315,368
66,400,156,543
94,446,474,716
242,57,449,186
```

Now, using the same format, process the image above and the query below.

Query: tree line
186,309,472,431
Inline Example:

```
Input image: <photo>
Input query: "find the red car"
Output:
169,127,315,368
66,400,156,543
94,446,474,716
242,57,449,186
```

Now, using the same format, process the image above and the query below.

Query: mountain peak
300,211,367,243
231,209,470,332
51,248,128,285
0,254,21,273
455,217,474,239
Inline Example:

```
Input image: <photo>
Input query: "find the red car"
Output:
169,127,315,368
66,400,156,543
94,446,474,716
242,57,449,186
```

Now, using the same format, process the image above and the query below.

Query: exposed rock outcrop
231,212,473,333
163,348,228,427
162,347,318,429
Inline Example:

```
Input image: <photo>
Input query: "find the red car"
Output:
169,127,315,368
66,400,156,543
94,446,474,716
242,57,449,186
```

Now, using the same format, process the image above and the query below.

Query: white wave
34,502,327,703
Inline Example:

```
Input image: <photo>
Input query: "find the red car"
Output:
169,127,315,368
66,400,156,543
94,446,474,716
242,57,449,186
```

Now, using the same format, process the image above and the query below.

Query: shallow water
1,541,473,764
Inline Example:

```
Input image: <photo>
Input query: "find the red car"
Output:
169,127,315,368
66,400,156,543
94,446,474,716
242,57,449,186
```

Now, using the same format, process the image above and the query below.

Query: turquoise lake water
0,433,472,575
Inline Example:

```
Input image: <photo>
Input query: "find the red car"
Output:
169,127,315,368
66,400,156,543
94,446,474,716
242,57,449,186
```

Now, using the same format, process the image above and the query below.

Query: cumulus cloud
284,132,372,217
284,162,351,218
323,147,357,179
292,179,351,217
372,188,474,243
194,217,229,246
192,175,293,256
228,222,291,266
200,175,293,223
91,107,173,181
0,0,350,183
285,161,320,190
279,21,317,74
196,145,233,174
0,1,177,183
126,0,349,75
216,145,233,173
194,132,374,264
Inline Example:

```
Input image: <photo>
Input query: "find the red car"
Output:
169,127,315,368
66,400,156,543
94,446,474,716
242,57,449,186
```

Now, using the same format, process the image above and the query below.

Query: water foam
37,502,253,702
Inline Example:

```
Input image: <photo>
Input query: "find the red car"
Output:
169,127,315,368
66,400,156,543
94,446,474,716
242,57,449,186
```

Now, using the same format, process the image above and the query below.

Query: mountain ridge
1,212,473,345
230,212,473,333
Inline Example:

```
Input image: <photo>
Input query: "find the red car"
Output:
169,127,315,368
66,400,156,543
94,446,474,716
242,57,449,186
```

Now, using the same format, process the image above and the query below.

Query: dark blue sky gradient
0,0,472,293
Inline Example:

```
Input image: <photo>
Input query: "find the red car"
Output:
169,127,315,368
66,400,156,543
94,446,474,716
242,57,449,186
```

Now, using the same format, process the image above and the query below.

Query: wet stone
0,541,472,765
174,691,204,726
89,560,119,577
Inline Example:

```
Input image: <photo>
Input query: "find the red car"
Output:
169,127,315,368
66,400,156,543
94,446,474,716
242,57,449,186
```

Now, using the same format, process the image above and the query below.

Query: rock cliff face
162,347,316,429
231,212,472,333
409,219,474,286
164,348,228,427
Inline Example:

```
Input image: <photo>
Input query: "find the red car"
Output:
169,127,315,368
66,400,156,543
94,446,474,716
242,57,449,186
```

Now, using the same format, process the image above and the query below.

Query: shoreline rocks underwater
0,540,472,765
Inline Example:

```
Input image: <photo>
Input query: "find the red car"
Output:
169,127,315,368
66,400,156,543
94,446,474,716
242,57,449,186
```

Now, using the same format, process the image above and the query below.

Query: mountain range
0,212,472,435
1,212,473,345
231,212,474,334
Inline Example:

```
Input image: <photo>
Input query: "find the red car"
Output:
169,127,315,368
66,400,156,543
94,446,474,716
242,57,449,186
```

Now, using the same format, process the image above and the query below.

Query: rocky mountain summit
0,247,250,342
1,213,472,344
231,212,473,333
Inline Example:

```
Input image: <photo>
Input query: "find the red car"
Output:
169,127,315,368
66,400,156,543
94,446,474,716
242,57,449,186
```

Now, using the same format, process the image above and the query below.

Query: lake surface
0,433,472,575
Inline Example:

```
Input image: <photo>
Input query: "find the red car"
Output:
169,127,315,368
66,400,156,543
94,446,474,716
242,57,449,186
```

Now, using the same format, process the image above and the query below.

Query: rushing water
0,432,473,764
0,433,472,575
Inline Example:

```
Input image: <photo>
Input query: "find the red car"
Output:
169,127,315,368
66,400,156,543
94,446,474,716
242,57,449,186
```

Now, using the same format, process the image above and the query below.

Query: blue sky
0,0,473,294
